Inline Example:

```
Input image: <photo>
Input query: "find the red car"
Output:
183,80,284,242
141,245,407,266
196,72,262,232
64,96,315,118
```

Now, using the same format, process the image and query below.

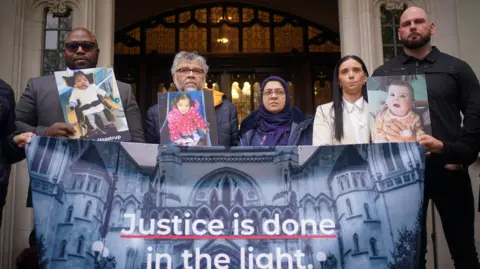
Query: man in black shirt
373,6,480,269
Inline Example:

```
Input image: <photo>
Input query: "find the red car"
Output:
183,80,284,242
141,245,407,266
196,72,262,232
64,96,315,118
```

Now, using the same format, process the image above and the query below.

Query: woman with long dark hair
312,55,370,145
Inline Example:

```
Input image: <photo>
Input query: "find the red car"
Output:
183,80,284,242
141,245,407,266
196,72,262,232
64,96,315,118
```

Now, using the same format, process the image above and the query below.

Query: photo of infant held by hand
68,71,117,136
374,80,425,142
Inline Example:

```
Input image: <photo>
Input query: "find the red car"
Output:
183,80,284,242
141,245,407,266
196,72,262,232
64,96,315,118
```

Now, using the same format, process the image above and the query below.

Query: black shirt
373,46,480,166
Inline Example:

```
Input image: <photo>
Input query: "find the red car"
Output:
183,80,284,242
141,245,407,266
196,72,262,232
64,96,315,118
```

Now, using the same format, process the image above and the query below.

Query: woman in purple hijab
238,76,312,146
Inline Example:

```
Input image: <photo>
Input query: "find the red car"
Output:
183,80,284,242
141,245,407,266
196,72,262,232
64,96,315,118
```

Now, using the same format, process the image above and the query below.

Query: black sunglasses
65,41,97,53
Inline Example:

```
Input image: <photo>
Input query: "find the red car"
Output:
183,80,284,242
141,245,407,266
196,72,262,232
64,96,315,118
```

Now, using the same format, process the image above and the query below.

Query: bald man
373,6,480,269
15,27,144,142
15,27,145,207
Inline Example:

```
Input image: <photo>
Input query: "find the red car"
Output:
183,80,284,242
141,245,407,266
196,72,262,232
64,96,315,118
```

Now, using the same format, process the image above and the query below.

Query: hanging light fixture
216,37,229,43
216,9,231,44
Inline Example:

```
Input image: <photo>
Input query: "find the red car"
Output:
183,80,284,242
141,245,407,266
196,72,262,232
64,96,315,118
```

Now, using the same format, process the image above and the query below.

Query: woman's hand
13,132,35,148
385,120,416,142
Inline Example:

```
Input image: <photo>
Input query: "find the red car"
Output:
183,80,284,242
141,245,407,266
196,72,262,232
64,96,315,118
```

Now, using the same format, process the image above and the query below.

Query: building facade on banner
0,1,478,269
28,138,424,269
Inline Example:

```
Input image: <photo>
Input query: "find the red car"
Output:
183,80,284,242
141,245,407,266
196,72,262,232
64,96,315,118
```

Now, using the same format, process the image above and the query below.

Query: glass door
207,70,296,127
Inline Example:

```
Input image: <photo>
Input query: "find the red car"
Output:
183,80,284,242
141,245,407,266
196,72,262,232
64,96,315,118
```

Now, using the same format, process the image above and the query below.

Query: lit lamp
216,37,229,43
92,241,104,254
316,251,327,269
231,81,240,100
92,241,116,269
90,145,121,269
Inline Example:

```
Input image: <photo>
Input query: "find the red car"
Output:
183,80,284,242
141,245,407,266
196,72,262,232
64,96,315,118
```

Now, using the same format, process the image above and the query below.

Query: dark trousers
0,183,7,228
420,162,480,269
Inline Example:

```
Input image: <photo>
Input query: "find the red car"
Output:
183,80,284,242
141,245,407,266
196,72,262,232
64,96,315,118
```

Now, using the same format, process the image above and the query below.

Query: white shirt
343,97,366,144
70,85,107,115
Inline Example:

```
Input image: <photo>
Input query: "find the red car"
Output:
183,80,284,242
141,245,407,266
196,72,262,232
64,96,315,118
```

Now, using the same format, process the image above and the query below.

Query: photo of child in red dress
167,93,208,146
157,90,217,146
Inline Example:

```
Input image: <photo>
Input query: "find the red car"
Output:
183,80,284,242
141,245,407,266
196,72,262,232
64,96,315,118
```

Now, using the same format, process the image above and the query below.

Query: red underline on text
119,235,337,240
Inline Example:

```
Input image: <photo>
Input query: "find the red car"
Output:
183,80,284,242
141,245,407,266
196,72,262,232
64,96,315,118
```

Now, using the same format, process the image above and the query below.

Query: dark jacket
15,75,144,142
0,79,25,189
372,46,480,166
145,92,239,147
239,107,313,146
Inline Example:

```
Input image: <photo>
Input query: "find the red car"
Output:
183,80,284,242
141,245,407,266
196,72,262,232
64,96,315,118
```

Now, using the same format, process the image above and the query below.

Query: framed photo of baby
157,90,218,146
367,75,431,143
54,67,131,141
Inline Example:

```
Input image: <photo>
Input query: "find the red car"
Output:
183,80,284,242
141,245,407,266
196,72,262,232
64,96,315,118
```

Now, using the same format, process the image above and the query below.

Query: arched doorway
114,3,341,122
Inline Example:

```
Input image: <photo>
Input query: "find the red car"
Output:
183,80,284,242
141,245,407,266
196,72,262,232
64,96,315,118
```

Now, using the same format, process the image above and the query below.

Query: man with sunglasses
15,27,144,143
15,28,144,210
13,27,144,268
144,51,239,146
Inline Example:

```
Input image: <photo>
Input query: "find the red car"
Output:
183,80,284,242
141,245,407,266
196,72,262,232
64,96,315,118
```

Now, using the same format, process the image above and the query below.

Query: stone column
0,1,44,268
72,0,96,31
456,0,480,76
0,2,25,268
338,0,362,58
425,0,460,58
338,0,376,74
0,1,21,263
0,0,21,86
358,0,376,74
72,0,115,67
95,0,115,67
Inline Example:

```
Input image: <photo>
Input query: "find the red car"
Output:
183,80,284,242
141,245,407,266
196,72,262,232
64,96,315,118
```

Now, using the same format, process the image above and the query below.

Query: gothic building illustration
28,137,424,269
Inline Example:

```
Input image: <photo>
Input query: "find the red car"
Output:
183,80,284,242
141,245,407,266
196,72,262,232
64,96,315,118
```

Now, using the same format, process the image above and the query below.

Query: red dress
167,100,207,141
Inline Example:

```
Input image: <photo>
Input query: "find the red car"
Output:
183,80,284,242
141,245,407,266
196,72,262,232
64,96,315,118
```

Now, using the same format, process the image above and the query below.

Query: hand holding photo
367,75,431,143
54,67,131,141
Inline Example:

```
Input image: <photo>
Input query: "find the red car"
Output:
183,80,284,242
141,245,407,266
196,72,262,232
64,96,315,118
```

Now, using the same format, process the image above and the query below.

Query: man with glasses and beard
373,6,480,269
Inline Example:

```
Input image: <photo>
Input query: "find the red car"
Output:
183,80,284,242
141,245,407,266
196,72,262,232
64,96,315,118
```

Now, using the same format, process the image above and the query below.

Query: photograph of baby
157,90,218,146
54,67,131,141
367,75,431,143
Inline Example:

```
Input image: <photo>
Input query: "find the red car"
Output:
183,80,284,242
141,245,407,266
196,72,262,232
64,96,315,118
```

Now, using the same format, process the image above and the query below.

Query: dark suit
15,75,144,142
0,79,26,227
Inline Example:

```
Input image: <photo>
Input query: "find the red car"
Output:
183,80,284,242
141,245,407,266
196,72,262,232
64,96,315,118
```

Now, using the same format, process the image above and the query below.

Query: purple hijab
256,76,293,146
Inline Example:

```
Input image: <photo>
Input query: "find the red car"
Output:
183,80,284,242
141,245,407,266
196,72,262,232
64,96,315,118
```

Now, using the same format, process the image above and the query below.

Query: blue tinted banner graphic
26,137,425,269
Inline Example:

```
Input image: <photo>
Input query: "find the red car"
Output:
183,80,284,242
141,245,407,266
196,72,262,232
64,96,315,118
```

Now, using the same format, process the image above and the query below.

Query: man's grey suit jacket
15,75,144,142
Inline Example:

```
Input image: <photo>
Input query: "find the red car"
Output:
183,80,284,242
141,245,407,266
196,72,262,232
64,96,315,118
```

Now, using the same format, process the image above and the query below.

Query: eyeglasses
65,42,97,53
263,88,286,96
176,68,205,76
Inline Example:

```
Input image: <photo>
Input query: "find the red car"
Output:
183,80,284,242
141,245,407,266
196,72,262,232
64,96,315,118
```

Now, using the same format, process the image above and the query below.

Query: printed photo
54,67,131,141
367,75,431,143
157,90,218,146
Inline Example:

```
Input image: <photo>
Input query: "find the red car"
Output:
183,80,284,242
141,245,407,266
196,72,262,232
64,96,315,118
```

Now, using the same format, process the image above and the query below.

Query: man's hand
444,164,463,171
45,123,76,137
418,134,444,153
13,132,35,148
